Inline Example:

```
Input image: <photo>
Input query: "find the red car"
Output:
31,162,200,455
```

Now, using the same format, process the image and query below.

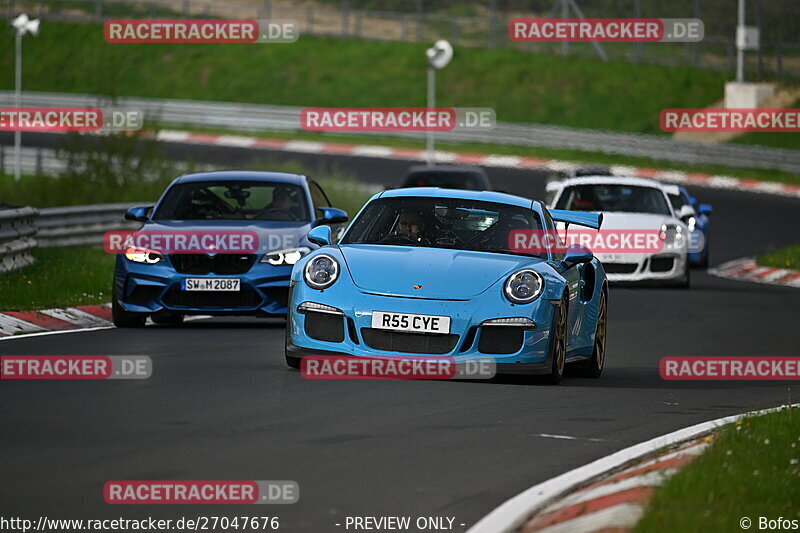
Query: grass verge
0,246,114,311
757,245,800,270
634,406,800,533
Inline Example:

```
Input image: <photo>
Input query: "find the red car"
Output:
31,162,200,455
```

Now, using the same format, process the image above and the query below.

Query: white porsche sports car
548,176,691,287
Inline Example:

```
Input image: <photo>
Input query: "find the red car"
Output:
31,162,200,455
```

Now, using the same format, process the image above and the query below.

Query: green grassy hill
0,21,730,135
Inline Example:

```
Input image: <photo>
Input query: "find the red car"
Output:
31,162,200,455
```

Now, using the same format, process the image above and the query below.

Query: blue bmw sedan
112,171,348,327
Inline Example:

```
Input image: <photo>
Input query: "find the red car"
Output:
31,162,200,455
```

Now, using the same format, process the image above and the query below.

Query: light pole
11,13,40,181
425,40,453,166
736,0,745,82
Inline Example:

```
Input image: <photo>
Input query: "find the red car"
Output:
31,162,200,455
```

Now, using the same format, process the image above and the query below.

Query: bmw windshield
341,196,545,258
154,181,310,222
556,184,671,215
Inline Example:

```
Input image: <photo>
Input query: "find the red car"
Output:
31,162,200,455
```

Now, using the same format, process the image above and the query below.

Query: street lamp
425,39,453,166
11,13,40,181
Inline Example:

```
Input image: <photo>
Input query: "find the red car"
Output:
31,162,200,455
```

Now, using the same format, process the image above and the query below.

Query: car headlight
504,269,543,304
659,223,684,246
261,247,311,266
687,216,697,232
124,246,162,264
304,254,340,290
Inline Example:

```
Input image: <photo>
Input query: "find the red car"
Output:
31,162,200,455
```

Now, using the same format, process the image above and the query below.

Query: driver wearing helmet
260,185,300,220
391,211,428,244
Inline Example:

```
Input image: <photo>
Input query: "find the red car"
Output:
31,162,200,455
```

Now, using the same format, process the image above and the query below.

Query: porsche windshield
341,196,545,257
154,181,310,222
555,184,671,215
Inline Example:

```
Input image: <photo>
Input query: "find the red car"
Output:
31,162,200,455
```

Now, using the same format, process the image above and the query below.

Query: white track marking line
351,145,394,157
0,314,46,336
531,503,644,533
39,308,111,327
606,441,711,479
0,314,216,341
533,433,578,440
283,140,326,153
539,470,677,514
0,325,114,341
216,135,257,147
482,155,522,167
156,130,191,142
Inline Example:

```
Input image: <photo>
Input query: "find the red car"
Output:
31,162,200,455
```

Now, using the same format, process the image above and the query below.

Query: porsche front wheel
542,294,568,384
578,290,607,378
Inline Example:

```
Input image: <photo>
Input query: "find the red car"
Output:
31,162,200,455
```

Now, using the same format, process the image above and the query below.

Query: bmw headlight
504,269,543,304
261,247,311,266
124,246,162,264
304,254,340,290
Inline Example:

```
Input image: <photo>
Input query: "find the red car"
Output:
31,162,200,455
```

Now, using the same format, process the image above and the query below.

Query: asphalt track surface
1,133,799,531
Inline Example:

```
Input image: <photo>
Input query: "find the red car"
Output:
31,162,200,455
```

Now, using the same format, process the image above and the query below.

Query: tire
699,242,710,270
541,294,568,385
668,258,691,288
676,260,691,288
111,287,147,328
151,311,184,326
577,290,607,378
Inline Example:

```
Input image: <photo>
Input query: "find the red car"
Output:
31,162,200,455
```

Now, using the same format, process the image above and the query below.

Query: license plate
182,278,240,291
371,311,451,334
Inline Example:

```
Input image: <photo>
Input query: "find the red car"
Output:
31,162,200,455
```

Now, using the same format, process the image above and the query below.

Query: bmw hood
137,220,311,253
339,245,538,300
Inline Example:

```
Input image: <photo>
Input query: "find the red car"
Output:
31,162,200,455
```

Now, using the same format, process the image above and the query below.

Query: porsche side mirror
307,225,332,246
698,203,713,215
562,247,593,268
125,205,153,222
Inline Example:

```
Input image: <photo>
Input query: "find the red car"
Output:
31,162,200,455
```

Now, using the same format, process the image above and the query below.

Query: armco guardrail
0,207,39,273
3,91,800,174
0,203,141,273
37,204,141,248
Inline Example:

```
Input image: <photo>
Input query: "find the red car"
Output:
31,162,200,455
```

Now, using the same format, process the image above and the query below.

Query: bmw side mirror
562,246,593,268
307,225,332,246
698,204,713,215
314,207,348,227
125,205,153,222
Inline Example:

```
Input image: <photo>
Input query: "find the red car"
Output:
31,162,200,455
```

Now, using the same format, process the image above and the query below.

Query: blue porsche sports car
112,171,348,327
286,187,608,383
